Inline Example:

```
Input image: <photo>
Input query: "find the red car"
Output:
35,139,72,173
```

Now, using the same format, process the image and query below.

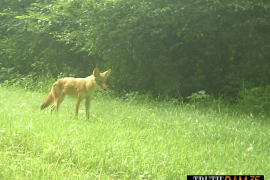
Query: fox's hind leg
51,93,65,113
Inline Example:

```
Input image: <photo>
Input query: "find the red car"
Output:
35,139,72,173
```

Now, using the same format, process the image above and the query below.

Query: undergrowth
1,73,269,118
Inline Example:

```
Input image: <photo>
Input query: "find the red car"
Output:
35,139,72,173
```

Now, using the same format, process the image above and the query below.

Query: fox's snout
100,84,107,91
96,80,107,91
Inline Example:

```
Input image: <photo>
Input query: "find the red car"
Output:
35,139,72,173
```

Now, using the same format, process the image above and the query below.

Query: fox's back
54,76,96,97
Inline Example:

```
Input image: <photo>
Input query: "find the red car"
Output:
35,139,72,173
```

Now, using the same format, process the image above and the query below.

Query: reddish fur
40,68,111,119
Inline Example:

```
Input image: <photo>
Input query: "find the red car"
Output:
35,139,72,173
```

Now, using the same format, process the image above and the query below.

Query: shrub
236,86,270,115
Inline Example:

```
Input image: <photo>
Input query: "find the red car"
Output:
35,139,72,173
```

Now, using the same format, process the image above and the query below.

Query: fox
40,68,111,119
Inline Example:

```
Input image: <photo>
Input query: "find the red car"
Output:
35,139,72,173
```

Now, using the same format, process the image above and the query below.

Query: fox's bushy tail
40,91,55,110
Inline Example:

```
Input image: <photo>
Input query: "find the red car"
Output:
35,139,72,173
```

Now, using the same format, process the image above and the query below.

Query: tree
1,0,270,99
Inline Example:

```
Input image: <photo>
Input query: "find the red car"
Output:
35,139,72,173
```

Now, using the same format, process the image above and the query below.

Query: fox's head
93,68,111,91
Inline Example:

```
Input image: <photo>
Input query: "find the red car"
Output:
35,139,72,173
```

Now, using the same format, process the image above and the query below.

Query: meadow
0,85,269,179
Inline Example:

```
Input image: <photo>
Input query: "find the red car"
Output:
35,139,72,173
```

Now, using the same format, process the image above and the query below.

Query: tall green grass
0,85,269,179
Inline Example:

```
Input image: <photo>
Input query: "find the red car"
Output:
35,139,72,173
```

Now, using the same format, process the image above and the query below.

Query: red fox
40,68,111,119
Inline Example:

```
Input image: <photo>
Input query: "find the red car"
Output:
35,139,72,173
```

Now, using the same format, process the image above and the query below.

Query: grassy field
0,86,269,179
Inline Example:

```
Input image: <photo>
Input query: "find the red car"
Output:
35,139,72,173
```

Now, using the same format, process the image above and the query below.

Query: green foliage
1,0,270,100
237,85,270,116
186,90,212,103
1,72,56,93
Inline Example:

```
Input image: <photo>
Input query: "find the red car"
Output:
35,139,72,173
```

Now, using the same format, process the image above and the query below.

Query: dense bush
236,85,270,116
1,0,270,101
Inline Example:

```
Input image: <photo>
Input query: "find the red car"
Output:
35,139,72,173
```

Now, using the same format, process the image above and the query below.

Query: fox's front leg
75,94,81,117
85,96,91,120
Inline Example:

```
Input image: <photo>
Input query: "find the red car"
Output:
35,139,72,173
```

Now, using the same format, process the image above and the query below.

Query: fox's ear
104,69,111,78
93,68,100,77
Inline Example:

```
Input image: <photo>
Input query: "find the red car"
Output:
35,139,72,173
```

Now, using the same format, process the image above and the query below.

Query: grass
0,85,269,179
